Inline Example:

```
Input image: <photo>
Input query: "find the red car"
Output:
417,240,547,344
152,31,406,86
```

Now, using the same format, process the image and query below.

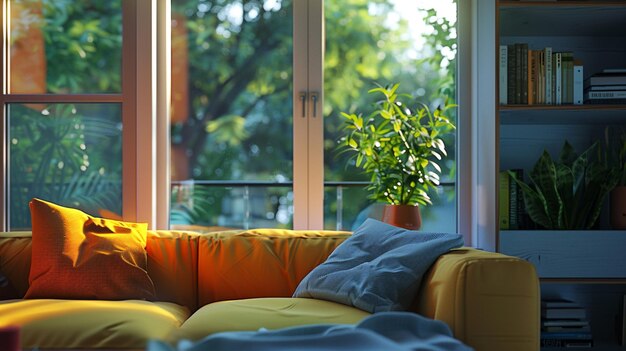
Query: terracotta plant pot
381,204,421,230
610,186,626,230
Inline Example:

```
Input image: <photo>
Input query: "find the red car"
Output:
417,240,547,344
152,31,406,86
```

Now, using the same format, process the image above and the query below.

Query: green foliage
40,0,122,93
10,104,122,229
603,127,626,186
170,184,220,225
509,141,619,230
339,83,455,206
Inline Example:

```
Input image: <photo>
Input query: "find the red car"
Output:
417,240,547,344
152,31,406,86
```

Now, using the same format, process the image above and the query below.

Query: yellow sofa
0,229,539,351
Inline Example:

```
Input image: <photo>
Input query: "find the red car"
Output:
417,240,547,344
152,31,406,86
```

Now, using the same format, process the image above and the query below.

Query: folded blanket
148,312,473,351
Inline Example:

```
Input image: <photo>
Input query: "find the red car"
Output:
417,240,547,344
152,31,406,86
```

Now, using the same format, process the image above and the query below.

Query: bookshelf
495,1,626,350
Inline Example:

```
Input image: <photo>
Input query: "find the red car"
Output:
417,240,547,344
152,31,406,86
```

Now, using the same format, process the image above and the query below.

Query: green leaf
348,138,358,149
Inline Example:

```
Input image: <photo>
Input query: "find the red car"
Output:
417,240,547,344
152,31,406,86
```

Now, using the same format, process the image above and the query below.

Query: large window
1,0,154,230
0,1,460,232
169,0,295,230
169,0,458,231
323,0,458,232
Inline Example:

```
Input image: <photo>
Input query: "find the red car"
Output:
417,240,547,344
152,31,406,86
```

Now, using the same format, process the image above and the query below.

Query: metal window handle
299,92,307,118
310,92,319,117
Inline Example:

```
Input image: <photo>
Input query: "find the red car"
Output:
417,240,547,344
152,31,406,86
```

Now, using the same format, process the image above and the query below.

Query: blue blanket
147,312,473,351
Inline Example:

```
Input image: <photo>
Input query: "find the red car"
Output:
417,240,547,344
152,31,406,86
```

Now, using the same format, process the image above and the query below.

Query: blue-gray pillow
293,218,463,313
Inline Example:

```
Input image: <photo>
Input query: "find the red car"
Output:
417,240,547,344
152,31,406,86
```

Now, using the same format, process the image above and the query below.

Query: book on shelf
528,49,536,105
584,73,626,87
499,169,526,230
508,169,524,229
544,325,591,333
584,98,626,104
586,84,626,91
545,47,552,104
542,299,581,309
542,308,587,320
584,89,626,104
521,43,528,104
573,64,583,105
507,44,516,104
499,45,508,105
616,295,626,346
603,68,626,74
499,171,510,230
554,52,562,105
585,90,626,99
541,332,593,340
540,338,593,348
542,319,590,328
561,52,574,104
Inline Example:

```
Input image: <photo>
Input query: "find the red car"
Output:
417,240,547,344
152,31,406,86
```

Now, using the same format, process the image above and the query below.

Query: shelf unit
495,1,626,350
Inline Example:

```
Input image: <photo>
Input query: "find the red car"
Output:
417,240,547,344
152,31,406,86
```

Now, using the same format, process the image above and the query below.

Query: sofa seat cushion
0,299,190,349
176,297,370,341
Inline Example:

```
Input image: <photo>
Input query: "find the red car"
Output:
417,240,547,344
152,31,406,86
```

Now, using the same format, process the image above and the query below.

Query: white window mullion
293,0,309,230
123,0,157,228
0,0,7,230
156,0,171,230
307,0,324,229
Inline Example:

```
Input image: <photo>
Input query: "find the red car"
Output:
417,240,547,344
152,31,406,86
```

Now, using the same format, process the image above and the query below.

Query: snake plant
509,141,619,230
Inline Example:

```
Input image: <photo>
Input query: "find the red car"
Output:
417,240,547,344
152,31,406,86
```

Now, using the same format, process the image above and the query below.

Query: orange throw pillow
25,198,156,300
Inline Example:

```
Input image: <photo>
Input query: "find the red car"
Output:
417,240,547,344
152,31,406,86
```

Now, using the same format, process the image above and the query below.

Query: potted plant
338,83,455,229
509,141,618,230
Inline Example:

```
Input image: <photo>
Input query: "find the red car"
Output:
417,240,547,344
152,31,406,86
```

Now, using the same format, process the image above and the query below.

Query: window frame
0,0,163,230
0,0,473,242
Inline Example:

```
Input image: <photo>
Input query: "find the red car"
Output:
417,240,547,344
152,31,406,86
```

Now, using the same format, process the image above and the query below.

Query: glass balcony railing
170,180,456,232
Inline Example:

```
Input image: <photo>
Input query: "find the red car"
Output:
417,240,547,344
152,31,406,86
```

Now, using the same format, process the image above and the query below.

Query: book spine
621,294,626,346
521,43,529,104
509,170,518,229
573,65,583,105
588,85,626,91
507,44,516,104
555,52,562,105
528,50,538,105
541,338,593,348
537,50,544,104
583,98,626,104
542,309,587,319
587,75,626,86
516,44,523,104
545,47,552,104
513,169,524,228
586,90,626,99
499,45,508,105
541,332,593,339
499,171,510,230
565,52,574,104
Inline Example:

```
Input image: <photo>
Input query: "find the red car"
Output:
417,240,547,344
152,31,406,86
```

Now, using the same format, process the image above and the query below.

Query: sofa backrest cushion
0,232,32,298
0,230,200,311
197,229,350,307
147,230,200,311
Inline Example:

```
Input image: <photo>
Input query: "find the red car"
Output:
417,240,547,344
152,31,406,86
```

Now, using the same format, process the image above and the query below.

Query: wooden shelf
499,230,626,279
499,5,626,37
499,105,626,124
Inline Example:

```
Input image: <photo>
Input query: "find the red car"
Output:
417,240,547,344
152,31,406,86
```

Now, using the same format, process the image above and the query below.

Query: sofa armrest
415,248,539,351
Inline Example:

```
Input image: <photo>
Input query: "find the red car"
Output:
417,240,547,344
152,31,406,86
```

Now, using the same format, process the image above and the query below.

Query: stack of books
584,68,626,104
541,299,593,348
